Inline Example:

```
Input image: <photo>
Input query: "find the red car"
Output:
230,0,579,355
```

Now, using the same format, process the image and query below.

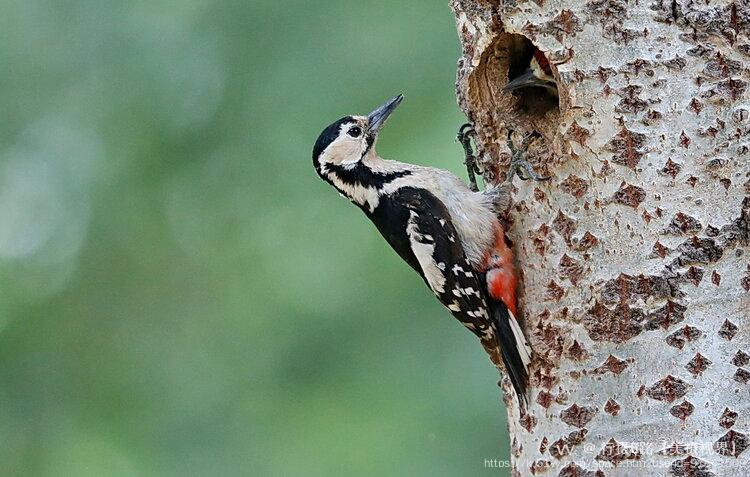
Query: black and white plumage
312,95,532,407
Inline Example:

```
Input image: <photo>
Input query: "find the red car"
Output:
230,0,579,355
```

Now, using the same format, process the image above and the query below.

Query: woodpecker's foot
505,130,550,183
457,123,482,192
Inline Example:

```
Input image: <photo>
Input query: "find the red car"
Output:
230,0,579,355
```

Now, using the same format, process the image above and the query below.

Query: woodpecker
312,95,541,408
504,49,557,95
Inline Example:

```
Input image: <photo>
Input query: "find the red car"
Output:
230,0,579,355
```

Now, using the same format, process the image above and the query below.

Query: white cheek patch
340,154,363,166
319,134,365,166
320,138,362,165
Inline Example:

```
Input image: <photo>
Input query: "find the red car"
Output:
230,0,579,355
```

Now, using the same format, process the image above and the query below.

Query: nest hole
503,34,560,117
467,33,561,135
465,33,564,182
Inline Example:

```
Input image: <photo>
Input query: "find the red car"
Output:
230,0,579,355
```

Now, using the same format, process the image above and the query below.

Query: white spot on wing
406,211,446,294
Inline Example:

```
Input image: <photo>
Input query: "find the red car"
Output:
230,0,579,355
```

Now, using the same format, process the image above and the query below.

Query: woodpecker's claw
516,160,551,182
457,123,482,192
505,130,550,183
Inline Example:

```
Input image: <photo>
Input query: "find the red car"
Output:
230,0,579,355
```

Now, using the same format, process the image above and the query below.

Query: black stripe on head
312,116,356,169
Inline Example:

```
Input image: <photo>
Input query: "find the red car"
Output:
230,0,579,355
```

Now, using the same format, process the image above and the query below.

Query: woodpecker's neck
321,154,412,210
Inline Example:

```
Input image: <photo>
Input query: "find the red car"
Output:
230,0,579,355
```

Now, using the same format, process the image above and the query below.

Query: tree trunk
450,1,750,475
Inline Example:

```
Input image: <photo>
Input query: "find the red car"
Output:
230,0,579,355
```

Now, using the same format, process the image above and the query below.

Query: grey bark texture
450,0,750,475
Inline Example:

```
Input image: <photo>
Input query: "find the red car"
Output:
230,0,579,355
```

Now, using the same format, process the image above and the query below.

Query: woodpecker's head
504,49,557,95
312,94,403,177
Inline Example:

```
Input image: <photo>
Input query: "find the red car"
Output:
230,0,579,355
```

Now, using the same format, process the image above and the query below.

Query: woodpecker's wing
393,186,530,406
392,187,496,343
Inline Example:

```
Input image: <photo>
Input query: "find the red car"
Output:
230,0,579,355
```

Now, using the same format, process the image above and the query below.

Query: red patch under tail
483,224,518,316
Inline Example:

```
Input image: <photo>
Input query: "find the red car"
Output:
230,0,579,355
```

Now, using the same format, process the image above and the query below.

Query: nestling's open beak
367,94,403,133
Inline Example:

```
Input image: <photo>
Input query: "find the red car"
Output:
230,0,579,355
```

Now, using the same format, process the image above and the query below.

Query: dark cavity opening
503,34,559,115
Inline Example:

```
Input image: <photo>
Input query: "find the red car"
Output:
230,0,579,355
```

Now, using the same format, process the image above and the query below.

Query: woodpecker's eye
347,126,362,138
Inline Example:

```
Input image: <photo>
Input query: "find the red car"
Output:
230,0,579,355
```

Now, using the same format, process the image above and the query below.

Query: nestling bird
504,49,557,96
312,95,542,407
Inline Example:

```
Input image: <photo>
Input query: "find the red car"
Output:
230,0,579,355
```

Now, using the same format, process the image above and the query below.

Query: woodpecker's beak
503,69,548,92
367,94,403,133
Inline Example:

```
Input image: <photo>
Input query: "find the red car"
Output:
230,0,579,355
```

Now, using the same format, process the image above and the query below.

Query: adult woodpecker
504,49,557,95
312,95,543,408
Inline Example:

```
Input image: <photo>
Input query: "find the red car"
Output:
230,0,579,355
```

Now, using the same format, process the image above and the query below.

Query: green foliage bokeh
0,1,510,475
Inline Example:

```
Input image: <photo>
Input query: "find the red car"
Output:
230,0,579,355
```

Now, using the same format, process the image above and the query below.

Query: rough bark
450,0,750,475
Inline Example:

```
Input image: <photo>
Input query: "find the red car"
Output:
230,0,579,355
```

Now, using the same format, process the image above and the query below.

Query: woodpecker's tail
481,223,531,407
491,304,532,408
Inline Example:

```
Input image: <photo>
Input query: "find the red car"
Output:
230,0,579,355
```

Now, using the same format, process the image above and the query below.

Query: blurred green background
0,1,510,475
